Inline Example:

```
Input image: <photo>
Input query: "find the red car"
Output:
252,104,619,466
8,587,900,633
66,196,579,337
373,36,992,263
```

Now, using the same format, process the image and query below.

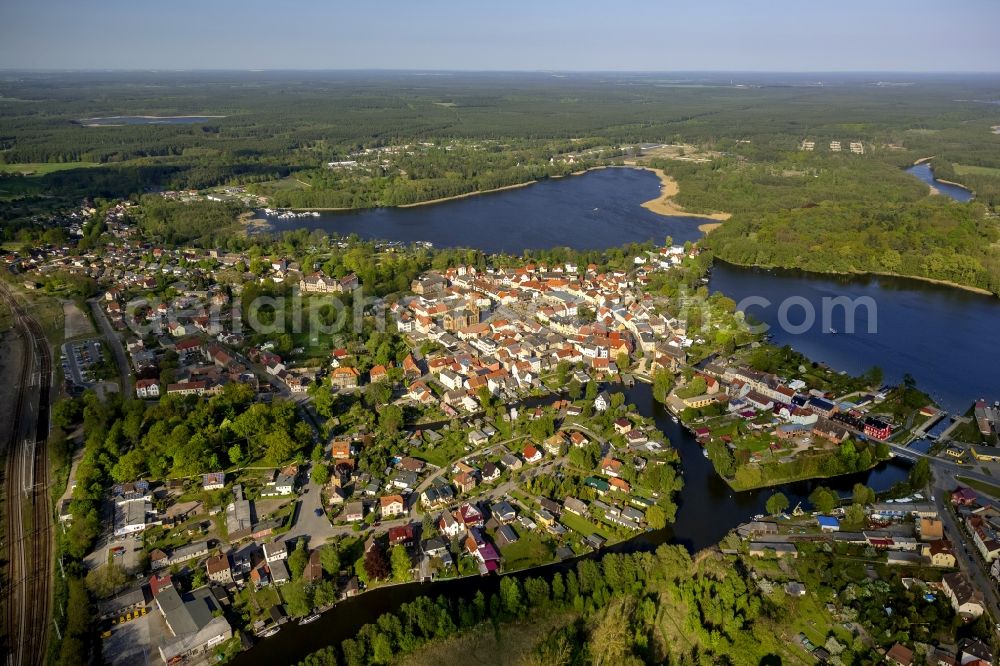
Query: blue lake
708,262,1000,413
262,167,706,253
905,163,974,202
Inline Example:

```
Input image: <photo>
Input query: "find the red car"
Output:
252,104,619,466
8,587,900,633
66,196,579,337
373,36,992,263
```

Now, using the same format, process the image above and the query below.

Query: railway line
1,281,53,666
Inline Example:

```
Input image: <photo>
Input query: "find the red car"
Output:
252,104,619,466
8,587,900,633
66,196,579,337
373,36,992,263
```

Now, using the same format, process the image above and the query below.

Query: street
88,298,133,395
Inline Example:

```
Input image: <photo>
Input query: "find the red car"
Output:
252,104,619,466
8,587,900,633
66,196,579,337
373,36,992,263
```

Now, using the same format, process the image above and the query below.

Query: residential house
923,540,957,568
522,444,542,464
886,643,914,666
135,378,160,398
331,366,360,389
482,462,500,483
380,494,406,519
942,571,985,619
388,524,415,547
344,502,365,522
205,552,234,585
454,471,477,494
269,559,290,585
263,541,287,564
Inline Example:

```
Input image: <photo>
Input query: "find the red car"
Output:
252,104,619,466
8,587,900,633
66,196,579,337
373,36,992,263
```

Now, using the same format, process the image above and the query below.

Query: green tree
379,405,404,435
852,483,876,507
809,486,838,513
288,540,309,579
909,458,931,490
311,463,331,486
499,577,523,616
646,504,667,529
765,492,789,516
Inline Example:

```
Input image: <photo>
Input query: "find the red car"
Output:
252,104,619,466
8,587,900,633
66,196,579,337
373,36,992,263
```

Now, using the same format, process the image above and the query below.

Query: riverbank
632,166,732,223
712,257,997,297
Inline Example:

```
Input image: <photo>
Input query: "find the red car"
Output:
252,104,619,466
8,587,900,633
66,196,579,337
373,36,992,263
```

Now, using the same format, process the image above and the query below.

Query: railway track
1,282,53,666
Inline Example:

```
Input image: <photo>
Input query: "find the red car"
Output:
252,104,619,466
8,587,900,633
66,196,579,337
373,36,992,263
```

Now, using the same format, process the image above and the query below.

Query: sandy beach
633,166,731,225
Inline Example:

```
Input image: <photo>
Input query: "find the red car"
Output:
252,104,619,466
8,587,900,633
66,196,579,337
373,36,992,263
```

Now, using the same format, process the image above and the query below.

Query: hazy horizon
2,0,999,72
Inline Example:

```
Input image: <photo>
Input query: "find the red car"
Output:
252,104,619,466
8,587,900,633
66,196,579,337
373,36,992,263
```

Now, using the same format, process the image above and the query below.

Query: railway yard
1,281,54,666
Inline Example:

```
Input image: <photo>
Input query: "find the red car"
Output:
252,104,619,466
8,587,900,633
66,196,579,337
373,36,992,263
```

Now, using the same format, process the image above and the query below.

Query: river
905,163,974,202
708,262,1000,413
234,165,998,663
234,380,911,665
257,167,705,253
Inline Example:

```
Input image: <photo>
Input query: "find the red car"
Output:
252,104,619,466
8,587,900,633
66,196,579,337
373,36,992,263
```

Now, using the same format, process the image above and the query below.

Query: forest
3,71,1000,290
294,540,979,666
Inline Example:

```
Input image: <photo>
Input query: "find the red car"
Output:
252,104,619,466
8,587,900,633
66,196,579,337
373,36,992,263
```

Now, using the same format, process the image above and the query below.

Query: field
953,163,1000,177
0,161,101,175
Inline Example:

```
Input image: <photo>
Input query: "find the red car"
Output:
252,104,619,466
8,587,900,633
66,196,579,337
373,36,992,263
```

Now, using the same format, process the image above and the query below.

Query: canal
235,381,911,664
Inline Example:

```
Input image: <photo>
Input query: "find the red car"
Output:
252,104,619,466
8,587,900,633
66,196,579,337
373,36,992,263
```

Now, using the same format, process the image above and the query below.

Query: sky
1,0,998,72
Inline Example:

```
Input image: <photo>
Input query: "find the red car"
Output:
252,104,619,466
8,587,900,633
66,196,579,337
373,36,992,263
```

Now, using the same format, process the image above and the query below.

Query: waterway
233,164,998,662
234,380,911,665
708,262,1000,413
258,167,706,253
905,163,974,202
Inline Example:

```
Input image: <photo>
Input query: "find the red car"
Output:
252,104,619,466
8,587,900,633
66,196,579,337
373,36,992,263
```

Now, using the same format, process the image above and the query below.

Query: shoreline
282,164,729,223
713,256,997,297
718,460,889,492
396,180,539,208
630,165,732,223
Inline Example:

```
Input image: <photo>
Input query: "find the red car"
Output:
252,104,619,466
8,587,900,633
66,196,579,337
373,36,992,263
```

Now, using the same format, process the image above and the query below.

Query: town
4,194,1000,666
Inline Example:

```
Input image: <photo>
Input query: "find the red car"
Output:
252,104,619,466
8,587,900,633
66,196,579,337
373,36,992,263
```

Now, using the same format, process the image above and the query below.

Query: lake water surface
905,163,974,202
261,168,706,253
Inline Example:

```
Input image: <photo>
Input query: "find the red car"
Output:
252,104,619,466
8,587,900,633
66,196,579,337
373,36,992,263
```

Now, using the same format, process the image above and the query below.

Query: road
281,463,337,547
886,439,1000,485
88,298,133,395
933,473,1000,620
1,281,54,666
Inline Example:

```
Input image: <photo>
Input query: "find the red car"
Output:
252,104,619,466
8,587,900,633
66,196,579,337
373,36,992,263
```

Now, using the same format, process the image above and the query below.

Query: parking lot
61,339,104,386
102,611,164,666
85,531,144,576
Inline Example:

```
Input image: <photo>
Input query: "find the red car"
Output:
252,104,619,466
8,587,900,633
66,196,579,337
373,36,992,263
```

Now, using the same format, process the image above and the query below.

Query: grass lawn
414,439,468,468
560,510,617,542
953,163,1000,177
0,161,101,175
497,527,555,571
956,476,1000,500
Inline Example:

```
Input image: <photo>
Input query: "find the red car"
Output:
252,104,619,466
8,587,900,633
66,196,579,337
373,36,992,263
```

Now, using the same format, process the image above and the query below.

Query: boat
702,449,709,458
261,627,280,638
671,415,679,424
299,613,321,626
828,328,838,334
